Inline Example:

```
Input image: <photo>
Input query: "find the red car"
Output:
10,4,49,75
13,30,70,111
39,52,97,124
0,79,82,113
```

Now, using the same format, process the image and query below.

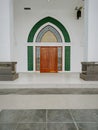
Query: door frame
35,46,63,72
40,46,58,73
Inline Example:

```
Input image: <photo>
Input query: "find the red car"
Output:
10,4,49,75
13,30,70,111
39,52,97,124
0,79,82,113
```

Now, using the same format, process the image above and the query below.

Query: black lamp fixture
24,7,31,10
75,6,83,19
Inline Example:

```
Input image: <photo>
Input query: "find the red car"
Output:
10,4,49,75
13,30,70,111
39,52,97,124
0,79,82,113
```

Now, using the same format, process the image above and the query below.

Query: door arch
27,16,71,43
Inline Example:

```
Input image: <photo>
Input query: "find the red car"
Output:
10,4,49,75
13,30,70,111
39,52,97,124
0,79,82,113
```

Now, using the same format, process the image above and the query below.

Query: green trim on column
65,46,70,71
27,16,71,43
28,46,33,71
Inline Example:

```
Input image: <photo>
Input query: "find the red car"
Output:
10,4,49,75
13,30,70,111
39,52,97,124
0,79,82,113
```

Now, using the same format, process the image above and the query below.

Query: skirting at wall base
0,73,19,81
80,73,98,81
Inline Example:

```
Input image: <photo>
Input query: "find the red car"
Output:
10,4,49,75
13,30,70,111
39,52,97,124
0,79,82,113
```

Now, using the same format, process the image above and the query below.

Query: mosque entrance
28,17,71,72
40,47,58,73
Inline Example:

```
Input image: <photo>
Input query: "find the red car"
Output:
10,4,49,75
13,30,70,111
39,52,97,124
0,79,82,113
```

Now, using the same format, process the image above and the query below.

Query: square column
84,0,98,61
0,0,14,61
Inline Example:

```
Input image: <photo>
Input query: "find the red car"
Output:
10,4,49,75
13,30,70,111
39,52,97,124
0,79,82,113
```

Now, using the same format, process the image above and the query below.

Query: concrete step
0,87,98,95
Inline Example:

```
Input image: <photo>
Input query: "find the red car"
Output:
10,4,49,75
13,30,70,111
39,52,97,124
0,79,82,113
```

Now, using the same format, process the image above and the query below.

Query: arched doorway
27,17,71,72
35,25,62,72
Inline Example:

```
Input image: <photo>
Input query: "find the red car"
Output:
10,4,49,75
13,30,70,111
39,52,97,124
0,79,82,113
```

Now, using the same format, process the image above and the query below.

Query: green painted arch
27,16,71,43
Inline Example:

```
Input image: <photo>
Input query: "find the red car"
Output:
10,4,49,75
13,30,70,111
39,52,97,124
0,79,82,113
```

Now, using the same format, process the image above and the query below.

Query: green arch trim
27,17,71,43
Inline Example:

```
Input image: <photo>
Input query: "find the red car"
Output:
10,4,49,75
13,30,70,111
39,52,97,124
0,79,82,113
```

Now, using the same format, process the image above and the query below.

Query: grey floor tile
70,109,98,123
0,124,17,130
77,123,98,130
92,110,98,122
19,110,46,123
16,123,46,130
0,110,23,123
47,110,73,122
47,123,77,130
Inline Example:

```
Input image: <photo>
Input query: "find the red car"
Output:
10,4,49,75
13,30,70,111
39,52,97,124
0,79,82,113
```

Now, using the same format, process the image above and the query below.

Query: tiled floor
0,109,98,130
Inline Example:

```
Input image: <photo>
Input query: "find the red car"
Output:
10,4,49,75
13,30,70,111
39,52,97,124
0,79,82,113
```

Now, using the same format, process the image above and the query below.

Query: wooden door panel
49,47,58,72
40,47,49,72
40,47,58,73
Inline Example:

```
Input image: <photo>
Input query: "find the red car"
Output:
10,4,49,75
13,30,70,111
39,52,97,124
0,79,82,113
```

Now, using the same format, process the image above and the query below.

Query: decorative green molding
27,17,71,43
65,46,70,71
27,46,33,71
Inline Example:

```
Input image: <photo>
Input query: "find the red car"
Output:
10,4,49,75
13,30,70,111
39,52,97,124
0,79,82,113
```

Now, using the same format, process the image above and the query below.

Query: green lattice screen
65,46,70,71
28,46,33,71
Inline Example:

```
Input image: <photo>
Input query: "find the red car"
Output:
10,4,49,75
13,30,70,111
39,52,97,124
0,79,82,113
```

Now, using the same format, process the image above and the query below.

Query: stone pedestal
0,62,18,81
80,62,98,81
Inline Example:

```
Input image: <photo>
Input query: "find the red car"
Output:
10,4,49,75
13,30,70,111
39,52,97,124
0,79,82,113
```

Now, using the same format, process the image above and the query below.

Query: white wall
13,0,84,72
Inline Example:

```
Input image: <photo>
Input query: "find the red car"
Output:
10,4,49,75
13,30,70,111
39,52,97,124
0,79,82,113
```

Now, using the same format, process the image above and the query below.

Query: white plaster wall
83,0,88,61
13,0,84,72
10,0,15,61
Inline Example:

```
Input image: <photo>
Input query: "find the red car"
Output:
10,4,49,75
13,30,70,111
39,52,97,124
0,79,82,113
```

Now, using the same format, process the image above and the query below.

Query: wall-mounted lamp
75,7,83,19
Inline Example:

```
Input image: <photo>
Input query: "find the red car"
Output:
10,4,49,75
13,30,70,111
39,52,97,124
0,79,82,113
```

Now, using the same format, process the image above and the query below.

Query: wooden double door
40,47,58,73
